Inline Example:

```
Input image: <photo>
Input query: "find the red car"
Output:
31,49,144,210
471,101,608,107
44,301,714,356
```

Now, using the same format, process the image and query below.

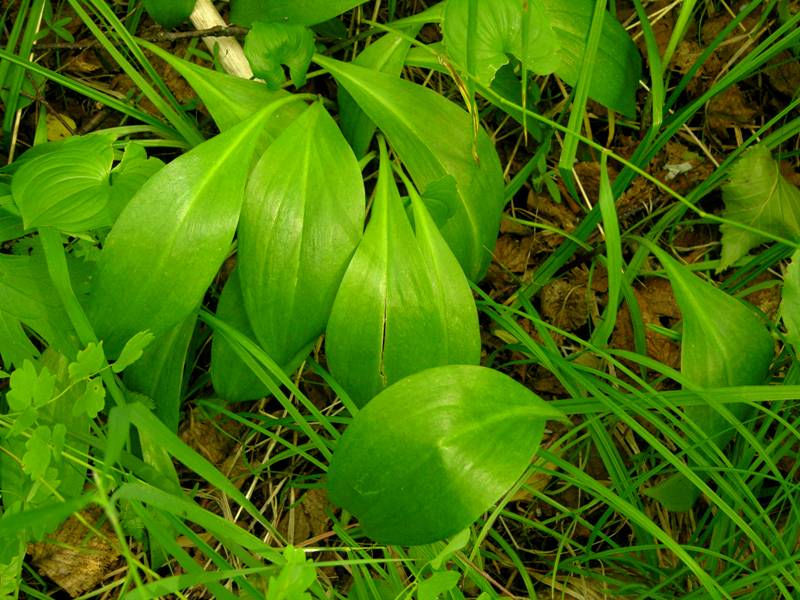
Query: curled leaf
244,22,315,90
327,365,565,545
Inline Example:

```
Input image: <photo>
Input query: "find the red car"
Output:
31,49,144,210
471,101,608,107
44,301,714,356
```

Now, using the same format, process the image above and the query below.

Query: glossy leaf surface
314,55,505,281
325,143,479,407
645,245,773,510
328,365,565,545
239,103,364,368
231,0,369,26
720,144,800,270
443,0,561,85
244,22,315,90
210,269,269,402
88,102,295,356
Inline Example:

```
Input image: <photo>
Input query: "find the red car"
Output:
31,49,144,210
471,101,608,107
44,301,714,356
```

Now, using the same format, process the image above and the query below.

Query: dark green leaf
210,269,270,402
327,365,565,545
88,100,299,356
142,0,195,29
231,0,369,27
239,103,364,367
11,134,115,231
244,22,315,90
314,55,505,281
719,144,800,270
325,142,480,407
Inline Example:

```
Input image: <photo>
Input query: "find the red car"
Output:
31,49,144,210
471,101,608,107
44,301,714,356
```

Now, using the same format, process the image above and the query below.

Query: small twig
34,25,249,50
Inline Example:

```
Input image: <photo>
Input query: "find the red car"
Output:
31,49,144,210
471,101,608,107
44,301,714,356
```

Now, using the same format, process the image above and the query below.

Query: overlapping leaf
327,365,565,545
239,103,364,369
231,0,369,26
88,100,300,356
244,22,315,90
644,245,774,510
780,250,800,352
325,142,479,407
719,144,800,270
314,55,505,281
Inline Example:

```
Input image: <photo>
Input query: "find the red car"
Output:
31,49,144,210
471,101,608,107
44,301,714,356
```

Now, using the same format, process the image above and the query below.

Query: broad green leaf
73,379,106,419
123,314,196,432
239,103,364,367
314,55,505,281
418,571,461,600
87,99,300,356
244,22,315,90
68,342,105,381
11,133,115,231
113,331,155,373
644,245,774,511
781,250,800,350
325,142,479,407
143,41,306,135
339,30,419,158
0,252,77,356
443,0,561,85
142,0,195,29
231,0,369,27
210,269,270,402
108,143,164,220
0,188,23,243
719,144,800,270
0,312,37,371
540,0,640,117
327,365,565,545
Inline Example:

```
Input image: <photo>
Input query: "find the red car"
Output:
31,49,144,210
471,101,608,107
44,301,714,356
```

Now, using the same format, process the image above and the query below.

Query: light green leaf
244,22,315,90
443,0,561,86
108,143,164,221
7,360,55,411
143,41,306,135
68,342,106,382
644,244,774,511
113,331,155,373
11,134,115,231
22,425,52,480
719,144,800,270
87,99,300,356
210,269,270,402
540,0,640,116
142,0,195,29
231,0,369,27
0,312,38,372
239,103,364,367
0,187,24,243
327,365,565,545
781,250,800,350
314,55,505,281
418,570,461,600
266,546,316,600
73,379,106,419
325,141,480,407
339,30,419,158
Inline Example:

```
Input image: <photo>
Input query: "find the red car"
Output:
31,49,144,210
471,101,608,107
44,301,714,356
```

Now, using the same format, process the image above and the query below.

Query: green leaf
143,41,306,134
540,0,641,117
108,143,164,221
68,342,106,382
418,571,461,600
781,250,800,350
231,0,369,27
87,99,300,356
719,144,800,270
325,141,480,407
113,331,155,373
239,103,364,367
266,546,316,600
643,244,774,511
22,425,52,480
0,188,24,243
210,269,270,402
339,30,419,158
73,379,106,419
327,365,565,545
7,360,55,411
244,22,315,90
443,0,561,85
314,55,505,281
11,134,115,231
142,0,195,29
